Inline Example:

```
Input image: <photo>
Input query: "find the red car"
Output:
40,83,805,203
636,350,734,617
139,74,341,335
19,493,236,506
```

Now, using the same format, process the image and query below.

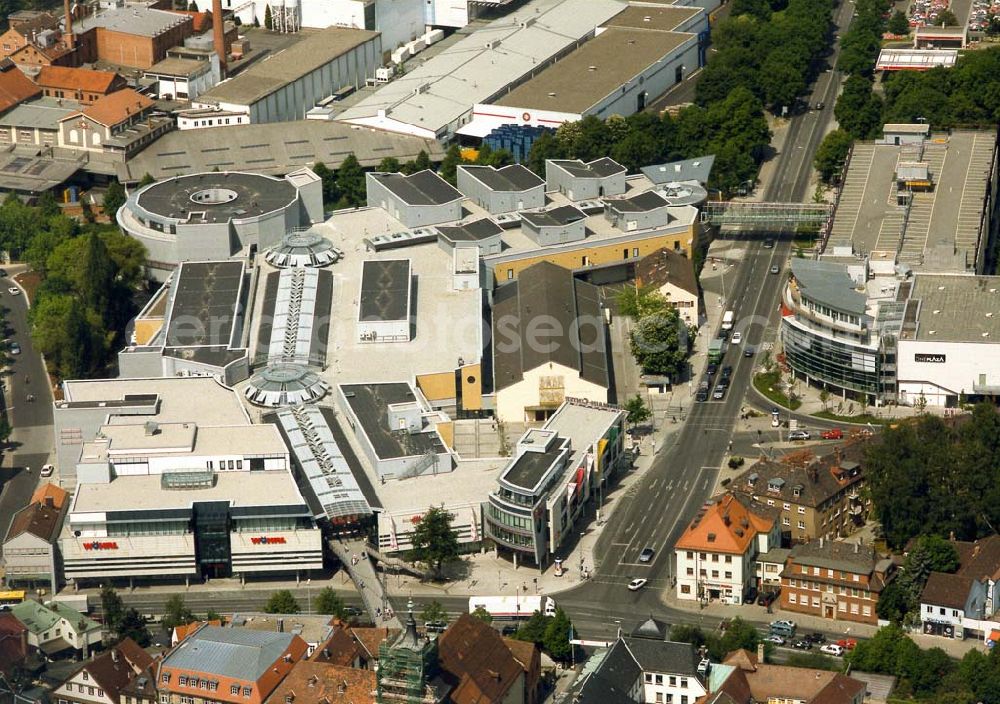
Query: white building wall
674,548,753,604
653,281,698,326
897,339,1000,406
375,0,425,51
425,0,468,28
494,362,607,422
301,0,367,28
642,672,707,704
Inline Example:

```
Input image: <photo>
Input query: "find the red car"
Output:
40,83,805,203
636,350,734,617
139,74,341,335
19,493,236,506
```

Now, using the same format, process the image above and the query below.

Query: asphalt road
0,271,55,563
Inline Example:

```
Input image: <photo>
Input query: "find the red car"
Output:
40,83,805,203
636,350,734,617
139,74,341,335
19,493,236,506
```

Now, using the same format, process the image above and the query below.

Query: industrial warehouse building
192,27,381,123
116,169,322,280
463,3,708,138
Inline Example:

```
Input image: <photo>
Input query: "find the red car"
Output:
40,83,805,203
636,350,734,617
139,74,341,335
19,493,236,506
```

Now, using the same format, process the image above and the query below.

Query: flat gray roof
521,205,586,228
145,56,210,78
118,120,444,181
135,171,298,223
336,0,628,136
496,27,693,114
905,274,1000,343
548,157,625,179
340,382,445,459
603,4,701,31
165,260,246,348
0,97,79,131
359,259,410,323
641,155,714,185
503,443,564,491
73,5,191,37
198,27,379,107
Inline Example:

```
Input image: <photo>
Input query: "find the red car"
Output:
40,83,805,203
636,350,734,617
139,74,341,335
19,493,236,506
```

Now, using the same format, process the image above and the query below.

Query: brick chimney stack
63,0,74,50
212,0,227,77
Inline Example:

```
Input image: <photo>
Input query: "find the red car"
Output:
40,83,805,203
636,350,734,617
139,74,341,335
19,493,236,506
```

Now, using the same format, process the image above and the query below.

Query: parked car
40,464,54,477
788,429,811,441
792,639,813,650
820,644,845,657
638,547,655,563
697,389,709,402
820,428,844,440
731,331,743,345
758,590,779,607
628,578,648,591
707,363,718,376
344,605,364,617
769,620,797,637
7,287,18,295
764,634,785,645
743,586,758,604
9,342,20,355
807,632,827,644
713,386,727,400
835,638,858,650
721,366,733,380
763,239,775,249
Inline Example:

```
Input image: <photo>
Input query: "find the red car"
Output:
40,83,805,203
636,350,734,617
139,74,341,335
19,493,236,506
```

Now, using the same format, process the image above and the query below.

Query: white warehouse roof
336,0,627,139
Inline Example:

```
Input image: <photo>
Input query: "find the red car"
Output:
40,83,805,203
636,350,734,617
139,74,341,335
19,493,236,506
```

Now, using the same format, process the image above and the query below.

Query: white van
722,310,735,330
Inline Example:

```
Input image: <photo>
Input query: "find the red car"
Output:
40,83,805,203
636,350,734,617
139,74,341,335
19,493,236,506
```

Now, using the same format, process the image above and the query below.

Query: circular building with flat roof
264,228,343,268
116,169,323,280
244,363,330,407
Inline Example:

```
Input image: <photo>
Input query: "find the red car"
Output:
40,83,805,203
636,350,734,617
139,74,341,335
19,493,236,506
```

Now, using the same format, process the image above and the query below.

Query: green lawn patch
753,370,801,410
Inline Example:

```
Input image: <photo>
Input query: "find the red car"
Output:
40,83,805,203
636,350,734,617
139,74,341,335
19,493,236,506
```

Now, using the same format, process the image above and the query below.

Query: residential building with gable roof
7,600,101,658
157,624,309,704
674,494,779,605
779,538,894,624
263,660,375,704
0,59,41,114
635,247,700,325
706,649,866,704
0,612,30,675
436,613,530,704
35,66,126,105
51,638,154,704
921,535,1000,641
2,483,68,594
729,443,868,544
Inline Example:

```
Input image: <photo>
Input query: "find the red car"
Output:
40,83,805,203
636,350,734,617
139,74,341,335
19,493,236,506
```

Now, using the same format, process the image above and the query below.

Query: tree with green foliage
264,590,300,614
668,624,706,648
835,76,884,140
102,180,126,217
709,617,760,661
785,651,839,671
616,286,670,319
887,9,910,34
525,131,565,176
162,594,195,630
935,8,958,26
624,395,652,428
377,157,402,173
542,608,574,662
187,0,198,10
438,145,463,185
101,586,125,632
117,609,151,647
0,417,12,446
335,154,366,208
471,606,492,624
263,3,272,29
36,191,60,217
312,161,339,206
408,150,432,173
205,609,222,622
410,505,460,578
513,611,549,646
313,587,347,618
814,129,853,184
419,600,447,624
630,307,689,380
138,173,157,187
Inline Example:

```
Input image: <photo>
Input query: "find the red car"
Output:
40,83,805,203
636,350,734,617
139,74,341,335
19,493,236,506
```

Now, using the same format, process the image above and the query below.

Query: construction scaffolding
701,201,834,227
375,609,443,704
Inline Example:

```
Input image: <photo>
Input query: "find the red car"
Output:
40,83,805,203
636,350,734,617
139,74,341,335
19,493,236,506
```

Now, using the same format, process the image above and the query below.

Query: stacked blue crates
482,125,555,164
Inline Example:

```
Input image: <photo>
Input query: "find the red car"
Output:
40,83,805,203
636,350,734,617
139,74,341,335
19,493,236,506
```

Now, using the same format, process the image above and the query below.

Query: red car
835,638,857,650
821,428,844,440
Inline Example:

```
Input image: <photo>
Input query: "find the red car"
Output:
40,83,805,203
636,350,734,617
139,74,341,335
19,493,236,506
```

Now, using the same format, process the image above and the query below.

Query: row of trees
669,617,765,662
697,0,834,115
100,587,153,647
524,90,771,196
312,152,435,210
846,623,1000,702
0,194,147,381
865,403,1000,550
